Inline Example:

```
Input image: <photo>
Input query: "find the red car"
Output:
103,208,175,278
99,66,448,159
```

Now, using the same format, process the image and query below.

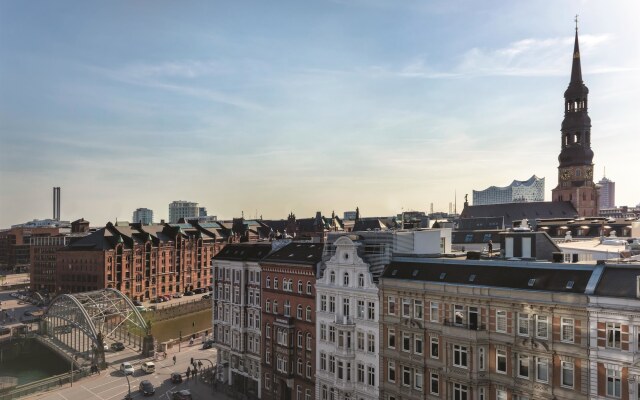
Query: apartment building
260,242,324,400
380,257,592,400
213,242,274,399
316,236,380,400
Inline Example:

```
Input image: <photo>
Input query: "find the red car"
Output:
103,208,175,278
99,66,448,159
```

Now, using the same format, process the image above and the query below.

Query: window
358,331,365,350
329,356,335,373
305,390,311,400
266,324,271,339
496,349,507,374
430,302,439,322
320,353,327,371
297,305,303,319
561,318,575,343
606,322,621,348
265,348,271,364
274,277,278,289
430,373,439,395
496,310,507,333
454,304,464,325
561,361,574,388
414,300,423,319
453,383,468,400
402,332,411,352
402,298,411,317
388,329,395,349
479,347,486,371
367,366,375,386
329,296,335,313
388,296,396,315
357,300,365,319
535,315,549,339
403,366,411,387
388,361,396,382
306,306,312,321
606,368,621,397
518,313,529,336
266,277,270,288
320,323,327,341
266,300,271,313
368,302,375,320
479,388,485,400
330,271,335,284
358,273,364,287
343,272,349,286
306,281,312,294
337,360,343,380
320,295,327,312
298,280,302,293
518,354,530,378
414,371,423,391
306,333,312,350
297,332,303,348
368,333,375,352
536,357,549,383
329,326,335,342
430,336,439,358
306,362,312,378
453,345,468,368
284,300,291,316
357,363,364,383
496,389,507,400
343,298,350,317
297,358,303,375
414,335,423,355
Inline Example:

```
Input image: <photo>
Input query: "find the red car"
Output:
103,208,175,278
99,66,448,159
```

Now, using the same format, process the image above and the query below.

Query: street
25,344,231,400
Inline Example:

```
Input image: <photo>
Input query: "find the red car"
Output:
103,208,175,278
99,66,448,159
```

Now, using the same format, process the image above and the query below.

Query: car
207,286,213,292
141,361,155,374
184,291,194,296
111,342,125,351
136,305,147,312
156,297,165,303
163,295,171,301
172,293,183,298
172,389,192,400
201,294,211,300
139,380,155,396
202,340,214,349
103,344,109,352
149,298,158,304
120,362,134,375
133,300,143,306
170,372,183,384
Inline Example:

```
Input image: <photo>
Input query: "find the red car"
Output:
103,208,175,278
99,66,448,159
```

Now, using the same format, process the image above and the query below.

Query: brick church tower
551,23,597,217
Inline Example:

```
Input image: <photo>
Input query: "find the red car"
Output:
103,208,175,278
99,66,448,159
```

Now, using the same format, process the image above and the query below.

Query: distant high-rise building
343,211,357,220
168,201,199,223
198,207,207,217
473,175,545,205
53,187,61,221
597,175,615,209
132,208,154,224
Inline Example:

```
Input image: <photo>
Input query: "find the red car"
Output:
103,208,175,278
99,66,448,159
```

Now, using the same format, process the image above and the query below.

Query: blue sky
1,0,638,226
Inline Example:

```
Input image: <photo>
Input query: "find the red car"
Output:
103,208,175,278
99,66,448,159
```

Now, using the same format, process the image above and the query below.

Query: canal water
149,309,212,343
0,339,69,386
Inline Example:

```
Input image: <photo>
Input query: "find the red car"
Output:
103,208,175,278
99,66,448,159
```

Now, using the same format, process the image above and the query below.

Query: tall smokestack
53,187,61,221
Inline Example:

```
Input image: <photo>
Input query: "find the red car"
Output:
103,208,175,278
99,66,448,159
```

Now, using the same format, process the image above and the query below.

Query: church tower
551,21,597,217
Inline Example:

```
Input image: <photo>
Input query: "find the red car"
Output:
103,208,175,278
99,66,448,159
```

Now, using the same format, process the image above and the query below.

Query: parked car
201,294,211,300
141,361,155,374
170,372,183,384
133,300,143,306
207,286,213,292
149,298,158,304
172,389,192,400
184,291,194,296
172,293,183,298
202,340,214,349
163,295,171,301
139,380,155,396
111,342,125,351
120,362,134,375
156,297,165,303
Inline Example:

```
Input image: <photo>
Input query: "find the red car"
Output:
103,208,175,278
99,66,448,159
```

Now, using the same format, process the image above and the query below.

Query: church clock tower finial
551,21,597,217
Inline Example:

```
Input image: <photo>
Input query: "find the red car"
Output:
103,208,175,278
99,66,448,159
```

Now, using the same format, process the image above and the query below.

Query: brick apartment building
56,221,225,299
260,242,324,400
0,226,65,271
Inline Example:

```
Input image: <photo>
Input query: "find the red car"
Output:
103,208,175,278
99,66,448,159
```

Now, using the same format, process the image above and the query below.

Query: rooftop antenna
454,190,457,214
575,14,579,31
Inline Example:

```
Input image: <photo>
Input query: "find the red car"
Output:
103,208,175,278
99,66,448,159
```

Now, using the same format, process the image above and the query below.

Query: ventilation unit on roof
528,278,536,287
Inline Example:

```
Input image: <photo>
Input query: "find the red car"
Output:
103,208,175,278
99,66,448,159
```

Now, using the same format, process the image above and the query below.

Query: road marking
80,384,105,400
56,392,70,400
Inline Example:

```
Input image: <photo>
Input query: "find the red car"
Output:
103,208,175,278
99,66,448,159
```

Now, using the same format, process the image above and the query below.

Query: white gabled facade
316,236,379,400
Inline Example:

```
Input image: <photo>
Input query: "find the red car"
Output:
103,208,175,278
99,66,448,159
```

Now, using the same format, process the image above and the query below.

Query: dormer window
566,280,574,289
330,271,335,284
469,274,476,282
439,273,446,280
528,278,536,287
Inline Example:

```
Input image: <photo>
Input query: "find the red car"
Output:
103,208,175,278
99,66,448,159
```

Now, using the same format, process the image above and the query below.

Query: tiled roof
213,243,273,261
262,242,324,265
460,201,577,227
593,266,640,298
382,259,593,293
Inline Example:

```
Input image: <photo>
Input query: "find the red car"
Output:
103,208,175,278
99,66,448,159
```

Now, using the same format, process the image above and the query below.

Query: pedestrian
173,355,176,365
186,367,191,381
487,240,493,256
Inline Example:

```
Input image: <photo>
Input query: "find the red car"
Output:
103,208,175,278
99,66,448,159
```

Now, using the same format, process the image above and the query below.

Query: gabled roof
213,243,273,261
382,259,592,294
353,219,389,231
461,202,577,227
262,242,324,265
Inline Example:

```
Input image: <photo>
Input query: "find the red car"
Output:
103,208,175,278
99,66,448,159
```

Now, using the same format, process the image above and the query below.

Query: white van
141,361,155,374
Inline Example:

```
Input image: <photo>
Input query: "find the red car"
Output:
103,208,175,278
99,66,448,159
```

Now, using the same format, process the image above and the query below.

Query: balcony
334,315,355,326
442,319,488,341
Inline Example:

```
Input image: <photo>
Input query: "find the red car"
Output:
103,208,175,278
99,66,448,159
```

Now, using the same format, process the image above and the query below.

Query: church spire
570,15,582,84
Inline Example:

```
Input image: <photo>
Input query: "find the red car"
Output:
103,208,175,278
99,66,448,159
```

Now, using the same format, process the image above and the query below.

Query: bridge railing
0,368,90,400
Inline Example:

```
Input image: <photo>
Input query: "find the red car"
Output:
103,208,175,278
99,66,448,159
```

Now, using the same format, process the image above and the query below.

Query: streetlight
124,374,132,400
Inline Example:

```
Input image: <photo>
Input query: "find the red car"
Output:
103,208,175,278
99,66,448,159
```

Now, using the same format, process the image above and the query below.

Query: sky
0,0,638,227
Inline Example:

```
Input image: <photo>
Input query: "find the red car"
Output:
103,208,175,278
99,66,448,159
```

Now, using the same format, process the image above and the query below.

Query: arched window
298,280,303,293
306,281,312,294
297,331,303,348
358,273,365,287
330,271,335,284
343,272,350,286
274,277,278,289
306,333,312,350
284,300,291,316
297,304,303,319
266,277,271,288
297,358,303,375
306,361,312,377
322,386,328,400
306,306,312,321
289,279,294,291
273,301,278,314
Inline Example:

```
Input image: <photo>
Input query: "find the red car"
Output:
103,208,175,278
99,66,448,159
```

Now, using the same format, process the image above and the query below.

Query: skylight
528,278,536,287
391,270,398,276
469,274,476,282
566,280,574,289
439,273,446,280
412,270,419,277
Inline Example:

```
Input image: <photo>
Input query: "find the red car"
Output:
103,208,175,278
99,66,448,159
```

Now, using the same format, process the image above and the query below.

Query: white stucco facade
316,236,379,400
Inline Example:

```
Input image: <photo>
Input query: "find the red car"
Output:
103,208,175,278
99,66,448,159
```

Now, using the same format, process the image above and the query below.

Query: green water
0,339,69,386
149,309,212,342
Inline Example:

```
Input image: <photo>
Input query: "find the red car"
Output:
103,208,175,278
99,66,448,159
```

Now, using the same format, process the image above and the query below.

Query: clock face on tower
586,168,593,179
561,169,572,180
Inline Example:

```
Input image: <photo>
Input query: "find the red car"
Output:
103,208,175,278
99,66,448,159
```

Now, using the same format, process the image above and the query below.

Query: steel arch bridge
42,288,149,366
